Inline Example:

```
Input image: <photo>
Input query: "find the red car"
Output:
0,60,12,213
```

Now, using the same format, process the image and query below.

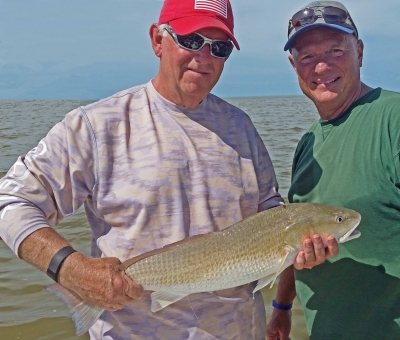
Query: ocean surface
0,96,319,340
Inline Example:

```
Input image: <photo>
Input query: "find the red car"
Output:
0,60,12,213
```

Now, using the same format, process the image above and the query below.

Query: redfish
45,202,361,335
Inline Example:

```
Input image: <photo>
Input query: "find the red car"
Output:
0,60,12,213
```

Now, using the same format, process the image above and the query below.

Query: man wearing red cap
0,0,336,339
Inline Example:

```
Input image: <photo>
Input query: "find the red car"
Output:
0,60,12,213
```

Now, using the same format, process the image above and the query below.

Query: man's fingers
325,235,339,258
266,330,291,340
102,302,127,312
89,297,127,311
123,274,144,299
302,238,316,264
295,234,340,270
126,285,144,299
293,251,305,270
311,235,326,262
296,235,331,269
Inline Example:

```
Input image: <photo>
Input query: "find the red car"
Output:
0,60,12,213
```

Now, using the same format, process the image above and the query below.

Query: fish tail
44,283,104,336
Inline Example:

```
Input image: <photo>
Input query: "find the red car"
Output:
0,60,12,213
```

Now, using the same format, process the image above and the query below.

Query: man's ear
150,23,163,58
357,39,364,68
288,54,298,74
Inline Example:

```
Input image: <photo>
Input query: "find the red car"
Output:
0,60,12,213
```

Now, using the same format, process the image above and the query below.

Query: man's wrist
56,250,86,286
46,246,77,282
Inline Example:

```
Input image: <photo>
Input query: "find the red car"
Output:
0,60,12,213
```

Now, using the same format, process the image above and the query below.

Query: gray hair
157,23,170,37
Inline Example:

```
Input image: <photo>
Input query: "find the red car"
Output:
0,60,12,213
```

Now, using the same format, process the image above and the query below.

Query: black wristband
46,246,76,282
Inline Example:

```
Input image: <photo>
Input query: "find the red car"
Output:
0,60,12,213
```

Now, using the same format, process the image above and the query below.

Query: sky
0,0,399,100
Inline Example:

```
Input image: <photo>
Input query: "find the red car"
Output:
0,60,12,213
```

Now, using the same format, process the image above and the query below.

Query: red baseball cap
158,0,240,50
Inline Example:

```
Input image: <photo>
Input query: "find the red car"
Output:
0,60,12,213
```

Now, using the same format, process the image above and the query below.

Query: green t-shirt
288,88,400,340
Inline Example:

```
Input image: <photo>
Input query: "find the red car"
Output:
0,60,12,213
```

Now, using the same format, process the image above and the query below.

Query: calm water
0,96,319,339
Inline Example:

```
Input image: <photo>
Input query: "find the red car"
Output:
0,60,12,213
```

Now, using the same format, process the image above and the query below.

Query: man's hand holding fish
294,234,338,270
57,253,144,311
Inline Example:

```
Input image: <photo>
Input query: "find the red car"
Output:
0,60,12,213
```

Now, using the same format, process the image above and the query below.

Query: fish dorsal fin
119,232,215,271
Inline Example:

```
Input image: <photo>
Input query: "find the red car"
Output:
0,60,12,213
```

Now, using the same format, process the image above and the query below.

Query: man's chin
310,90,339,104
181,81,216,98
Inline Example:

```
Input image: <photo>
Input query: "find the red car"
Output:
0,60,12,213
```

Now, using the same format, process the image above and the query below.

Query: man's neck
316,82,374,120
151,77,205,109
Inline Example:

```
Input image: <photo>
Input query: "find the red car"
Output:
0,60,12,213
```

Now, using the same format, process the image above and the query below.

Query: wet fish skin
45,202,361,335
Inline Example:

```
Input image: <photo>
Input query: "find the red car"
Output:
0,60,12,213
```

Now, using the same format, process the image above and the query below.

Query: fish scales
44,202,361,336
124,203,317,292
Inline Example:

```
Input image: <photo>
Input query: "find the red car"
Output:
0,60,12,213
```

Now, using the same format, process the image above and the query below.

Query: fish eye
336,216,344,223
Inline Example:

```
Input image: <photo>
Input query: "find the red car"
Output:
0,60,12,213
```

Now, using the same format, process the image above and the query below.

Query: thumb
123,273,144,299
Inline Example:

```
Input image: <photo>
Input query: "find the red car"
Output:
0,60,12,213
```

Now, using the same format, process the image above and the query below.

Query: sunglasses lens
211,41,233,58
292,9,315,28
176,33,205,51
168,28,232,58
322,7,348,24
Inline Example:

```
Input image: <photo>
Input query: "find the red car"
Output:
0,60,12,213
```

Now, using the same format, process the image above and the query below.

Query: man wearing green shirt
267,1,400,339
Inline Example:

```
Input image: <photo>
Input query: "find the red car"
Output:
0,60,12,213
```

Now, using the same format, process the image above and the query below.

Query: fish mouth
340,229,361,243
339,219,361,243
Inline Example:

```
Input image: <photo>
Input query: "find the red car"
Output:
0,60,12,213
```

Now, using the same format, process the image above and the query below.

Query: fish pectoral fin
253,247,297,294
269,246,296,288
269,248,290,288
269,246,297,288
150,291,188,312
253,273,276,293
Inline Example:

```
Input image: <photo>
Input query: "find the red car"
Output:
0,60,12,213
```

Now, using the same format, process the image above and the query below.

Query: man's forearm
275,265,296,305
18,227,80,275
18,226,143,311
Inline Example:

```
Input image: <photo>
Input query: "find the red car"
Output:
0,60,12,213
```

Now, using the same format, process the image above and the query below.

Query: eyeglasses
164,27,234,59
288,6,358,38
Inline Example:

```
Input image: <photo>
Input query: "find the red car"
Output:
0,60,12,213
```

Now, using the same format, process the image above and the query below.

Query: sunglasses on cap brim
288,6,358,38
164,27,234,59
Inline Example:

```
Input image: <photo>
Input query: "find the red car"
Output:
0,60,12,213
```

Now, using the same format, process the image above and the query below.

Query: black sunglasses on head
288,6,358,38
164,27,234,59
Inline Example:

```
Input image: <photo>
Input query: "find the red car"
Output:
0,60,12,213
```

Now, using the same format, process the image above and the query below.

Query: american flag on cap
195,0,228,18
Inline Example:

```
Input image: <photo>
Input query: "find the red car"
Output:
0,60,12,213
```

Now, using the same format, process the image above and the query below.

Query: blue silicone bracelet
272,299,293,310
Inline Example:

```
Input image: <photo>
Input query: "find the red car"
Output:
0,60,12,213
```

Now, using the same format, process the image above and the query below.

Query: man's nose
194,43,212,62
315,59,332,73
